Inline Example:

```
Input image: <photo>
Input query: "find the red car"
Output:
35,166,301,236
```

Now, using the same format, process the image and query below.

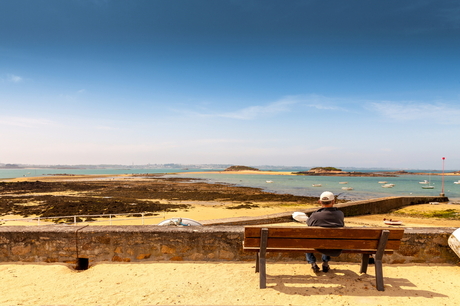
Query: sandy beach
1,261,460,305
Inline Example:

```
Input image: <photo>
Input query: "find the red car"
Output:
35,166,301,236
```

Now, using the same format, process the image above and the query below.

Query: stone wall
0,226,458,266
201,196,448,225
1,196,457,267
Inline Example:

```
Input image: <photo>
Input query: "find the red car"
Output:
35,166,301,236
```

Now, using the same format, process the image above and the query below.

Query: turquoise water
1,168,459,201
175,172,460,202
0,168,209,179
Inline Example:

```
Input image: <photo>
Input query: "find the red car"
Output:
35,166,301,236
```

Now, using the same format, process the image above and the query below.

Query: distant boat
266,180,274,183
383,218,402,225
378,181,387,184
382,183,395,188
312,184,322,187
339,182,348,184
454,180,460,185
341,187,353,190
421,173,435,189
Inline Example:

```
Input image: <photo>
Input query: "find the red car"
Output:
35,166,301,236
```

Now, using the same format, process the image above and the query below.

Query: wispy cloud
174,97,299,120
369,101,460,124
7,74,23,83
0,116,55,128
177,94,350,120
304,94,349,111
218,98,297,120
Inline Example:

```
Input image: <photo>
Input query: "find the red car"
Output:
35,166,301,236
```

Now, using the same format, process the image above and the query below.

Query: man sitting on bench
306,191,345,273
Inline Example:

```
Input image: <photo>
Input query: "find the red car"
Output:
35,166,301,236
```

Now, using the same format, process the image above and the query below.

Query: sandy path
0,261,459,305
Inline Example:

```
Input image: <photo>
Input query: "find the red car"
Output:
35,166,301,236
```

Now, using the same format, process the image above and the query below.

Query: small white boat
312,184,322,187
378,181,387,184
383,218,402,225
421,173,434,189
158,218,202,226
454,180,460,185
341,187,353,190
382,183,395,188
339,182,348,184
448,228,460,259
266,180,274,183
292,212,309,223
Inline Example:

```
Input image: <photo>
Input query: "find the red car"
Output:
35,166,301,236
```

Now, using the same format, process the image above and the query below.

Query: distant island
224,165,260,171
294,167,403,177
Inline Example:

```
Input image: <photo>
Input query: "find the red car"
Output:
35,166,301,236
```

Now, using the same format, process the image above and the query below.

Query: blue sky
1,0,459,169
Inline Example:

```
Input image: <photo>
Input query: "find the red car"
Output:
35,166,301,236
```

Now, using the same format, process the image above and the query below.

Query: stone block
189,253,205,261
136,253,151,260
219,250,235,260
112,255,131,262
161,245,176,254
95,236,111,245
11,244,31,256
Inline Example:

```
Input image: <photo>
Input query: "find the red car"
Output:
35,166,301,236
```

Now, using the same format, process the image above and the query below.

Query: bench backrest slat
244,237,402,250
245,226,404,240
243,226,404,251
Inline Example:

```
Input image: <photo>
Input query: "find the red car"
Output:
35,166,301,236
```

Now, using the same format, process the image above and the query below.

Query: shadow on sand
265,268,447,298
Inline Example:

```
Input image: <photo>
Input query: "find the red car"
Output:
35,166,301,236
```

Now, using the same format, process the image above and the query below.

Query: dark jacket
307,207,344,228
307,207,344,256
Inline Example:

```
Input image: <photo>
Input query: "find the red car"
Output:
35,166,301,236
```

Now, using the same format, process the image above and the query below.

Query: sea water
0,168,204,179
174,171,460,202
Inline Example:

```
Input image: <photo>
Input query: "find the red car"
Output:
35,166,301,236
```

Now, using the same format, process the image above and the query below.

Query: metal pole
441,157,445,197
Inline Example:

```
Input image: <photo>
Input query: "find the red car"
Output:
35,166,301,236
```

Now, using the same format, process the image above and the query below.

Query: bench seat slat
243,247,394,254
244,227,404,240
244,237,401,250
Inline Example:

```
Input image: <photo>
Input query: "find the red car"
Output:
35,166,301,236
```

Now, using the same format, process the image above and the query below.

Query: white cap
320,191,335,202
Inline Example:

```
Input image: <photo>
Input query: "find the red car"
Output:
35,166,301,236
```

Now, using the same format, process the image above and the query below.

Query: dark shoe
322,262,330,272
311,263,320,273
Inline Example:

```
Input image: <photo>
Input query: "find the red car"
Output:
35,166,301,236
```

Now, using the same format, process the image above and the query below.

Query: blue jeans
306,253,330,263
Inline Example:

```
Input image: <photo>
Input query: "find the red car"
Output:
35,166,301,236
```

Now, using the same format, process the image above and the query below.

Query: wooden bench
243,226,405,291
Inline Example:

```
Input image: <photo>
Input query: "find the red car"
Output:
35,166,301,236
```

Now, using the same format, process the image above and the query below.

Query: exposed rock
224,165,259,171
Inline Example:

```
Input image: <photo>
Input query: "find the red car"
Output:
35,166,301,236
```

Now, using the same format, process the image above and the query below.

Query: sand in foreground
1,262,459,306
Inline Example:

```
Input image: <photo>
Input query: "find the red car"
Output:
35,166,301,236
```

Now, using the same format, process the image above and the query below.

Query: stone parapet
0,225,458,266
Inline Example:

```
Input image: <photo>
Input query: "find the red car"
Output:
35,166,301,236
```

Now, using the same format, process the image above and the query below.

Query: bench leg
255,253,259,272
259,228,268,289
375,259,384,291
360,254,369,274
374,230,389,291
